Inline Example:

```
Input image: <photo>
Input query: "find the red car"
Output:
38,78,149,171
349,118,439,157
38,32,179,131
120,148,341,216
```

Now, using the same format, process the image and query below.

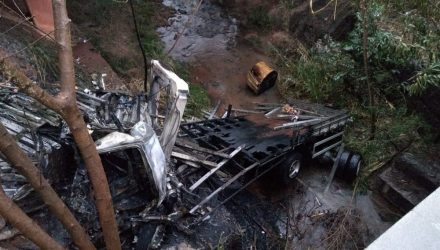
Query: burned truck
0,60,360,248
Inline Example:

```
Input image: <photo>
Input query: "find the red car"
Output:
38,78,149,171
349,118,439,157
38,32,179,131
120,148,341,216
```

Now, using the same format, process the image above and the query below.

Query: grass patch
28,44,59,84
133,0,166,59
99,50,136,77
345,106,432,183
68,0,165,78
247,6,274,30
185,84,210,118
382,0,440,19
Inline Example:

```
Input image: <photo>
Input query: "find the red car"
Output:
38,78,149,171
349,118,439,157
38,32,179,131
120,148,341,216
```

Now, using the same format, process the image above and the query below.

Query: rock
378,152,440,213
379,166,430,213
395,153,440,192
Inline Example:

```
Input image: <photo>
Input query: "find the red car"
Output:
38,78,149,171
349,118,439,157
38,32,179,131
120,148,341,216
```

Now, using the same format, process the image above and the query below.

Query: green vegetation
345,107,432,181
274,1,439,182
101,53,136,76
247,6,274,30
167,61,211,118
131,1,165,59
28,44,59,84
186,84,210,118
68,0,165,77
383,0,440,19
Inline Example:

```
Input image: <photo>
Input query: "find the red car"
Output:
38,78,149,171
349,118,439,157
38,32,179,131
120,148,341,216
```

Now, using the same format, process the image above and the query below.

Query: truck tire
336,151,361,182
346,153,362,181
280,152,302,185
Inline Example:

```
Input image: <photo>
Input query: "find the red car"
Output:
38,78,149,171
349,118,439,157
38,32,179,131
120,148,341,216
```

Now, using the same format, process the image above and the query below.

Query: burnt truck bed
171,101,356,219
179,101,349,162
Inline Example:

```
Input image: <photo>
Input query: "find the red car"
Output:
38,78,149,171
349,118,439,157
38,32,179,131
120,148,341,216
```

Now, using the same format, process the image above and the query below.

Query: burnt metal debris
0,60,362,249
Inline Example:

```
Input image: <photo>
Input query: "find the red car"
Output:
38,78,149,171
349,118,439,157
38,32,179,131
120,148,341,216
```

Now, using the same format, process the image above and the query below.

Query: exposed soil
157,0,281,114
72,41,125,90
67,0,173,90
188,44,281,113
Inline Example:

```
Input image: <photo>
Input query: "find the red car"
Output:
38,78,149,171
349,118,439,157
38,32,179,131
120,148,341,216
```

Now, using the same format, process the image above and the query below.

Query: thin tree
0,0,121,249
361,0,376,138
0,184,65,250
0,123,95,249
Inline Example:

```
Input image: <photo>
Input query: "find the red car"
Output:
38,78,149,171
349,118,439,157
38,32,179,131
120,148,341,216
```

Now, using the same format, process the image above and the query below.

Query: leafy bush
406,61,440,95
247,6,273,30
345,106,432,179
186,84,210,118
382,0,440,19
274,1,437,181
289,38,356,102
277,1,440,104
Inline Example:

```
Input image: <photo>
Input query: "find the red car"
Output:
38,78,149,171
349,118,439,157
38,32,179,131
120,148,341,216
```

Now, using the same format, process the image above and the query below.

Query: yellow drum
247,61,278,95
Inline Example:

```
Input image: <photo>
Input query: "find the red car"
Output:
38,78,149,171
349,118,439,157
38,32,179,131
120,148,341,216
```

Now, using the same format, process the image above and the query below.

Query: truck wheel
336,151,361,182
280,152,302,185
346,153,361,181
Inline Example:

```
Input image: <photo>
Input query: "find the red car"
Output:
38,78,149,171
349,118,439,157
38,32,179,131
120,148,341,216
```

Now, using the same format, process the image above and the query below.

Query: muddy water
157,0,281,113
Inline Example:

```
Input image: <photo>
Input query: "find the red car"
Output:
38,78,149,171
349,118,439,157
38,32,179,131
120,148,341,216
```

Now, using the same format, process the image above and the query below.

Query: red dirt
73,41,125,90
189,43,281,114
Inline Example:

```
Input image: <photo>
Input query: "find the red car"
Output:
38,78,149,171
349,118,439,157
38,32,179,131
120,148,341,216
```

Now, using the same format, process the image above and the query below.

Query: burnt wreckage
0,60,361,248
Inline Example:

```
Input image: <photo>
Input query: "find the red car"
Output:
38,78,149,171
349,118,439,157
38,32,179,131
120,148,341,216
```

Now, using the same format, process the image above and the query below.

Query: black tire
336,151,361,182
280,152,303,185
345,153,362,181
336,151,351,176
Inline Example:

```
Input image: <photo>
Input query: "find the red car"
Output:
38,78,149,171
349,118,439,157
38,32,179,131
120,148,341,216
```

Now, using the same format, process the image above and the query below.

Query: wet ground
157,0,281,113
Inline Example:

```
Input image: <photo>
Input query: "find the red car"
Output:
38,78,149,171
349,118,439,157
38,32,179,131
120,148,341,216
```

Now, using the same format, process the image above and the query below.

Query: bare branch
0,184,65,250
52,0,75,96
0,1,123,248
51,1,122,248
0,123,96,249
0,58,61,113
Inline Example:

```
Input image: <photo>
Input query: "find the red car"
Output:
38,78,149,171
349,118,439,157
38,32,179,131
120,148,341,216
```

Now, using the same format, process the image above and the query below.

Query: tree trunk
361,0,376,139
0,184,65,250
0,0,122,248
51,1,121,248
63,106,121,248
0,123,96,249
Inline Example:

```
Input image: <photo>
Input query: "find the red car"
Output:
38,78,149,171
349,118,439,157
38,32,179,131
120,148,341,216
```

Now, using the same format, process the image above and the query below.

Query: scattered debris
0,60,366,249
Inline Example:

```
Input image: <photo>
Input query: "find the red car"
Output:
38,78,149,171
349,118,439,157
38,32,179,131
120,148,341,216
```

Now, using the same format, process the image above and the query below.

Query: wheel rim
356,160,361,176
288,160,300,179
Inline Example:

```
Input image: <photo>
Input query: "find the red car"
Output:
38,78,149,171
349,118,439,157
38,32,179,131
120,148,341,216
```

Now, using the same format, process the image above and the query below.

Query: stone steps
379,153,440,213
